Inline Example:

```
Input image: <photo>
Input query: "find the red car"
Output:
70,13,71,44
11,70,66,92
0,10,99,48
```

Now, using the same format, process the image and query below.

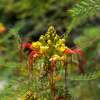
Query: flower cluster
20,26,87,100
22,26,85,75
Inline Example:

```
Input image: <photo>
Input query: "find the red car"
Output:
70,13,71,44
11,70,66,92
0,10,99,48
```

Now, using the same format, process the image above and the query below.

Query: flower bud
39,35,45,42
47,40,52,45
48,26,56,34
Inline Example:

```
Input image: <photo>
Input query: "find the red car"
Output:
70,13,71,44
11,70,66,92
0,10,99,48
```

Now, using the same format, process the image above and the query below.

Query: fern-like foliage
69,0,100,17
68,70,100,81
67,0,100,33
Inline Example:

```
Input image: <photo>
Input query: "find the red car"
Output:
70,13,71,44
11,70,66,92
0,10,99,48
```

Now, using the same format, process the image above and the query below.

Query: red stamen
22,43,33,50
64,49,75,54
73,48,84,56
64,48,86,74
64,48,84,56
28,50,40,73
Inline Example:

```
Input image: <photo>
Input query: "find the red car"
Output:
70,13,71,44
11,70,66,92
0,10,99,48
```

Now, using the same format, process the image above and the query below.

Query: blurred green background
0,0,100,100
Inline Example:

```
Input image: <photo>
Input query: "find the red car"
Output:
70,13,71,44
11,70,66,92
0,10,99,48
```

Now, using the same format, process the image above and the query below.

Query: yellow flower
57,46,67,53
58,39,65,44
47,40,52,45
40,46,49,54
32,41,42,50
51,54,61,61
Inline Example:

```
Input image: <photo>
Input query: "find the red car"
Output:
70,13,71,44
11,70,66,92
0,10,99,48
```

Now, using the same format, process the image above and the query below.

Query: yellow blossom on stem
22,25,86,78
32,41,42,50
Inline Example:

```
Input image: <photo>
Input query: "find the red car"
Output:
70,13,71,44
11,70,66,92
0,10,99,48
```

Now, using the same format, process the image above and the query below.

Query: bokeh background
0,0,100,100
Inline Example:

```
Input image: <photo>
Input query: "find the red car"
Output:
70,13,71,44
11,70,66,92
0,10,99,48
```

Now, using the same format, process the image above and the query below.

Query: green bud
48,26,56,34
39,35,44,41
47,40,52,45
54,35,59,42
47,35,50,40
61,39,65,43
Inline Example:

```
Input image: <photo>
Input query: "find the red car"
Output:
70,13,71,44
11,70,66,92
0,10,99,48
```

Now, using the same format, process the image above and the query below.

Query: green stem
64,55,72,100
64,62,68,100
48,69,56,100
